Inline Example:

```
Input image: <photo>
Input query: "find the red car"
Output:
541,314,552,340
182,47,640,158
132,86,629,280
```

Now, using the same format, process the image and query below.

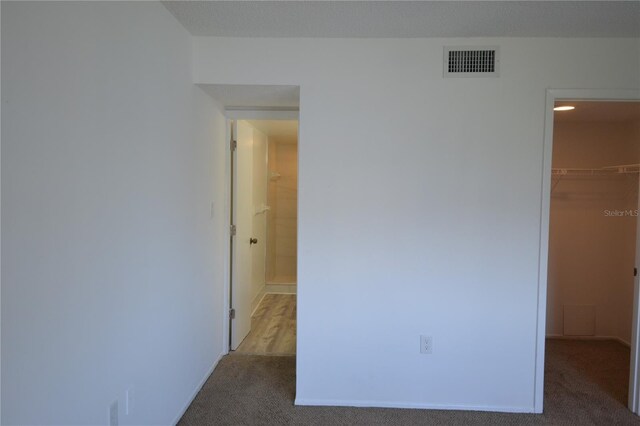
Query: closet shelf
552,163,640,177
551,163,640,196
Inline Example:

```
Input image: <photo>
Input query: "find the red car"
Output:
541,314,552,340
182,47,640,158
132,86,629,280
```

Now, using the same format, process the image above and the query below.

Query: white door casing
630,168,640,413
537,89,640,414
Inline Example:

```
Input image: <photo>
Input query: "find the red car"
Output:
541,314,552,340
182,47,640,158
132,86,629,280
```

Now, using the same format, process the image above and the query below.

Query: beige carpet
178,339,640,425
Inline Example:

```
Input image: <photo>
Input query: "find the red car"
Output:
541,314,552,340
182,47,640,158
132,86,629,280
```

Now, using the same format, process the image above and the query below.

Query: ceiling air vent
444,47,499,77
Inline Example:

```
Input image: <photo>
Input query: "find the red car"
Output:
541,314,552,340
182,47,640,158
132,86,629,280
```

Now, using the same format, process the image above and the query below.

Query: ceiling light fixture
554,106,575,111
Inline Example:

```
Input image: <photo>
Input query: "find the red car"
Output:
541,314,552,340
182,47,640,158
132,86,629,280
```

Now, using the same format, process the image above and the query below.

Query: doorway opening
230,119,298,356
544,99,640,411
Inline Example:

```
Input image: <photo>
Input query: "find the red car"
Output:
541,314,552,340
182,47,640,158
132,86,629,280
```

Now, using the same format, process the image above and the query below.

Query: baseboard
250,285,266,317
294,398,534,413
265,283,296,294
546,334,631,347
617,337,631,347
172,351,225,425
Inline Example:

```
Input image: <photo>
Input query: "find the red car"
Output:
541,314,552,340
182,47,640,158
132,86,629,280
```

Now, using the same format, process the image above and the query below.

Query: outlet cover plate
420,335,433,354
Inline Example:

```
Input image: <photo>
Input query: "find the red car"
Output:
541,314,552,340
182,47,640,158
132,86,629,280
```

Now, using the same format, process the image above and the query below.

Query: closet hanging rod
552,164,640,176
601,163,640,172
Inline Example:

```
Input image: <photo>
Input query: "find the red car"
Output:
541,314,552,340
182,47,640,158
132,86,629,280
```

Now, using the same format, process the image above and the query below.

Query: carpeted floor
178,339,640,425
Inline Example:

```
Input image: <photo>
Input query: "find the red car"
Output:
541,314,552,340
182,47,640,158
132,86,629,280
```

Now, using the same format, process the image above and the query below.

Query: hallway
236,294,296,355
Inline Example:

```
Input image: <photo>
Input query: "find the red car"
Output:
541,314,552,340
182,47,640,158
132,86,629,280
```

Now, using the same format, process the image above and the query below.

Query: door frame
222,109,300,354
535,88,640,413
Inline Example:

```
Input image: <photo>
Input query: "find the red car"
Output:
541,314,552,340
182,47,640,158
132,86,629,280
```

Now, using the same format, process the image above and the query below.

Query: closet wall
546,118,640,344
266,138,298,285
266,138,278,283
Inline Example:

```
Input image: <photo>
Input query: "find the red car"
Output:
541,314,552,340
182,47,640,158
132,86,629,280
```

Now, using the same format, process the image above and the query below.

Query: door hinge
635,267,637,277
231,139,237,151
230,224,236,236
229,308,235,319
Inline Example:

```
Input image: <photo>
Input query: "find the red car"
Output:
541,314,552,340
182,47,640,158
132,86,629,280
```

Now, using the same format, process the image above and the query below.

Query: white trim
222,119,232,355
294,398,534,413
536,88,640,415
260,292,298,300
225,108,299,121
631,278,640,412
265,283,297,294
250,288,267,317
533,89,555,413
295,88,303,399
631,161,640,413
172,352,225,425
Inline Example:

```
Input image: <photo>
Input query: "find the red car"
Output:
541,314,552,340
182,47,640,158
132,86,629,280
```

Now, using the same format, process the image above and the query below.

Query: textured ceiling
554,101,640,123
197,84,300,108
163,1,640,38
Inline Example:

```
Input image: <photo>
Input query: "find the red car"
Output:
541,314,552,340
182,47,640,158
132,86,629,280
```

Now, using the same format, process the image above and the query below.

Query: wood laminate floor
235,294,296,355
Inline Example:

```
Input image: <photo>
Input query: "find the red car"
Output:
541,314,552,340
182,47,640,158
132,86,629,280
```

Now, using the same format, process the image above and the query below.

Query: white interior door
629,170,640,413
231,121,254,350
251,129,268,305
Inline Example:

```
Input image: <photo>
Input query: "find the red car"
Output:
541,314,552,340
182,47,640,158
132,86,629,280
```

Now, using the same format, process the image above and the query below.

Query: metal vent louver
444,47,499,77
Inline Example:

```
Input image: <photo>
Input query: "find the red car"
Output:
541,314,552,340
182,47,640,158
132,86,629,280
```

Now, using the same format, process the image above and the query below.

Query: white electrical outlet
109,400,118,426
420,335,433,354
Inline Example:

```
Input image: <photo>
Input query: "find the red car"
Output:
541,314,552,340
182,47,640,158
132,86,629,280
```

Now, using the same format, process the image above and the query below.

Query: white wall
194,37,640,412
2,2,227,425
547,120,640,343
